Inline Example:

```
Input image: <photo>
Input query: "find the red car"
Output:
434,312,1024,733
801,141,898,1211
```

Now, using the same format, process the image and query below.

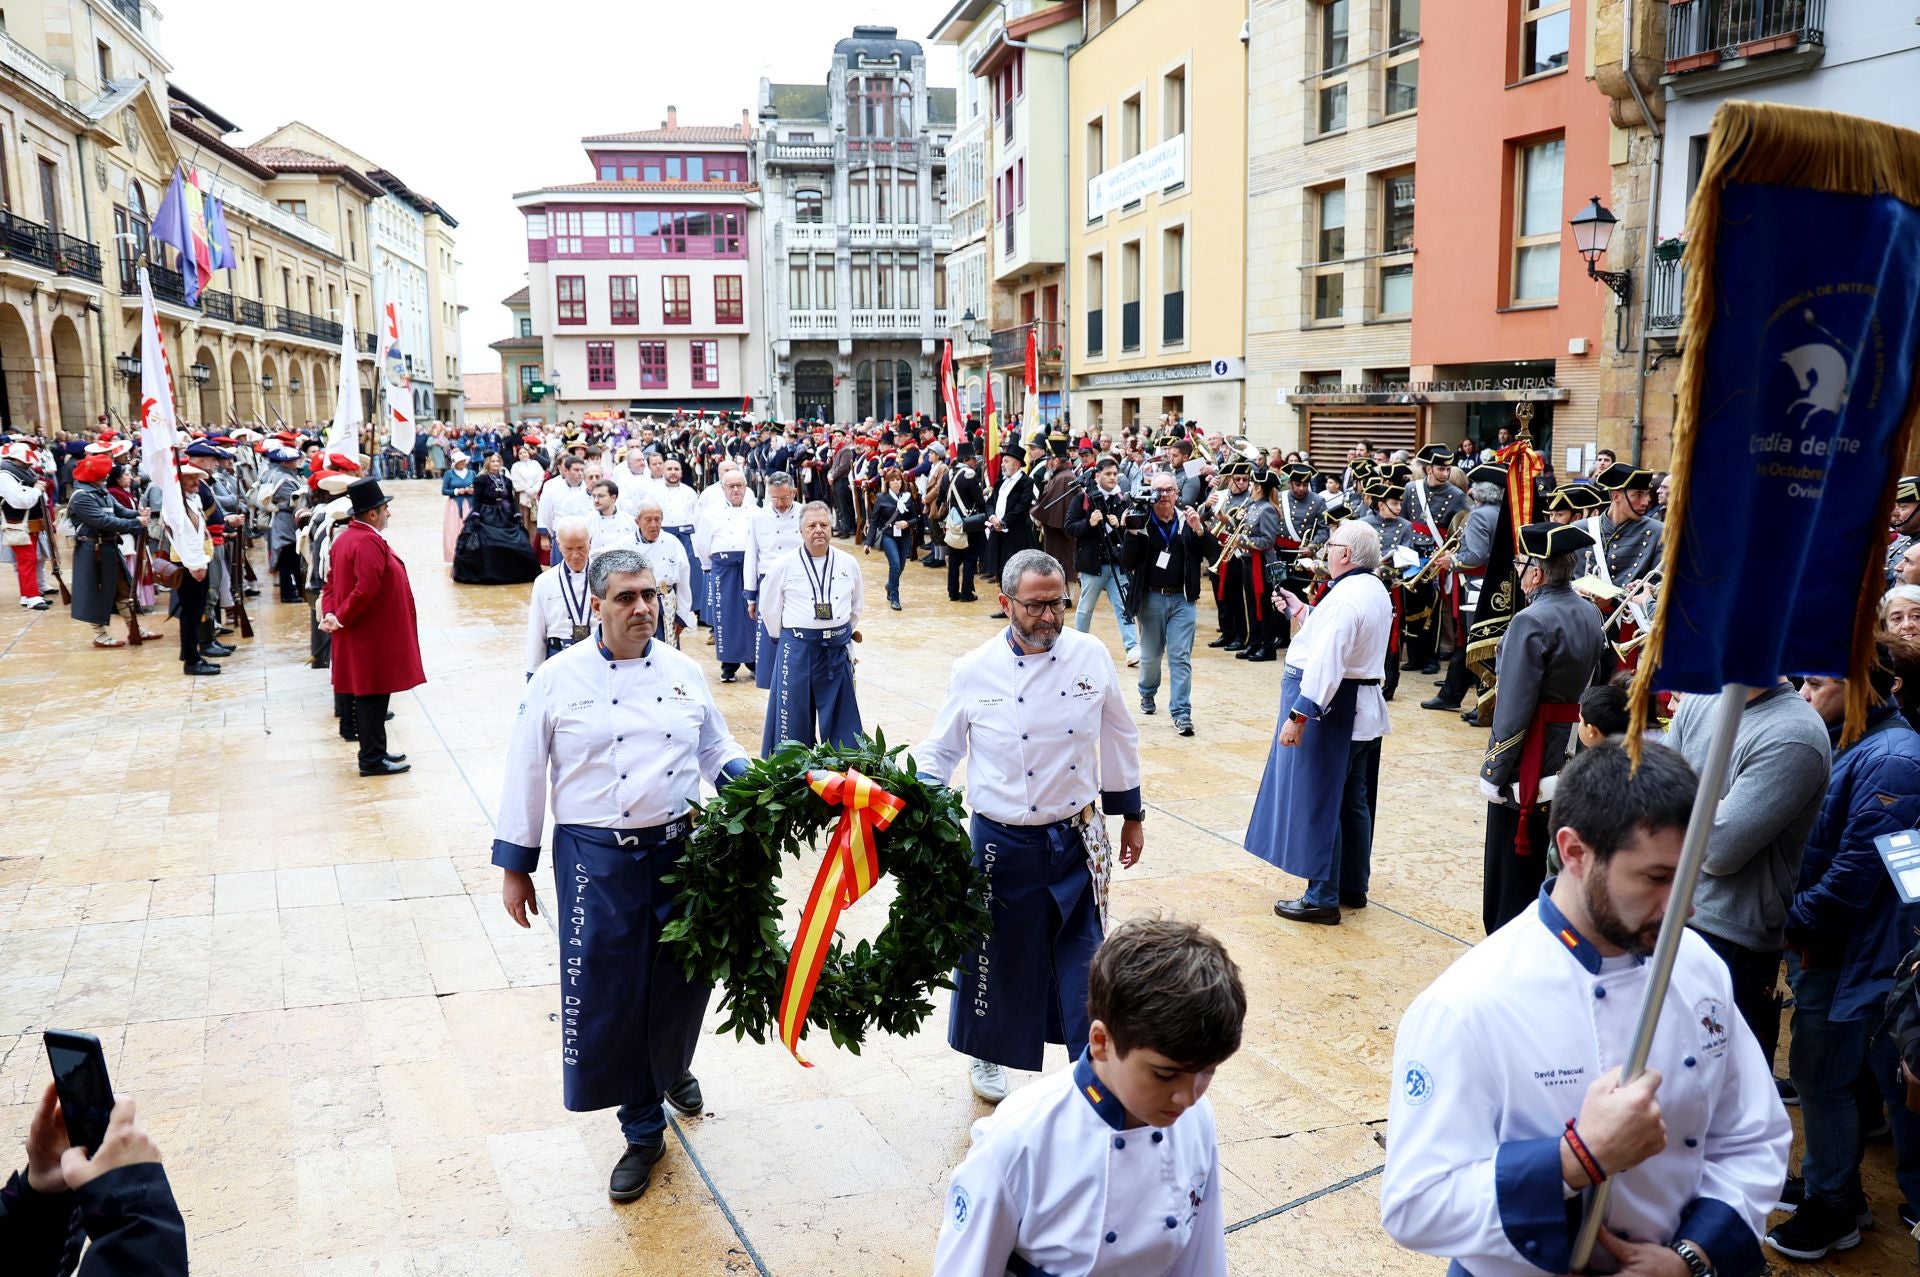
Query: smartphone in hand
44,1029,114,1154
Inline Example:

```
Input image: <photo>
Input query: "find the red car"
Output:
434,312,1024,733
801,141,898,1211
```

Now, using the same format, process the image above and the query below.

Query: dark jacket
1481,583,1605,791
1065,483,1128,576
67,483,144,627
0,1162,188,1277
866,488,921,548
1122,511,1209,602
1788,704,1920,1022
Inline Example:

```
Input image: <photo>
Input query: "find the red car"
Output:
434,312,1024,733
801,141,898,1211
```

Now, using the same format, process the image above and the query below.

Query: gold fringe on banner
1626,101,1920,761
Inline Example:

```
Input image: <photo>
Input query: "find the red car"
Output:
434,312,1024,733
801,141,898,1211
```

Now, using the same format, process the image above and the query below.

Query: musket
123,524,149,646
35,489,71,605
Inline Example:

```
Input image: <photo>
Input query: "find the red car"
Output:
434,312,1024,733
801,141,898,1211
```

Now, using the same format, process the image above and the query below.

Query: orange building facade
1404,0,1614,472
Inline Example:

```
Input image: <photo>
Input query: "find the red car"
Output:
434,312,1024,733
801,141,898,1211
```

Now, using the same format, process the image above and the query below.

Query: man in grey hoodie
1669,679,1832,1070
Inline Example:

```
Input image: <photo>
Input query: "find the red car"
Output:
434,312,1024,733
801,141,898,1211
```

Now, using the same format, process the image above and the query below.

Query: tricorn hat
1595,463,1655,492
1517,521,1595,559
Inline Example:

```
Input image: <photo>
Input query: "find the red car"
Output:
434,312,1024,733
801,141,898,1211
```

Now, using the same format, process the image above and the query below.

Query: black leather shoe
1420,695,1461,711
340,733,359,743
203,642,236,657
1234,647,1255,660
1340,893,1369,909
1461,709,1482,726
1273,898,1341,925
1419,660,1439,675
183,660,223,676
380,753,407,764
359,759,411,777
1245,647,1276,663
609,1140,666,1202
989,610,1007,619
1206,635,1235,648
1220,639,1246,652
665,1072,704,1116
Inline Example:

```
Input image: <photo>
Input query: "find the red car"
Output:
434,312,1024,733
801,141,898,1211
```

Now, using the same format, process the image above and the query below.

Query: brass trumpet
1406,523,1464,589
1601,570,1663,640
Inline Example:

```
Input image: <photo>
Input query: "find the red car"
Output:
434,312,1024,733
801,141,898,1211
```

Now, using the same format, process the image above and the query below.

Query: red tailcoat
326,519,426,696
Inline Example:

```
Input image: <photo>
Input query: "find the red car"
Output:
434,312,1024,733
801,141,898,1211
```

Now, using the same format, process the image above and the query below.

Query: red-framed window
690,340,719,389
586,340,616,389
556,275,586,324
662,276,691,323
715,275,743,324
639,341,668,388
610,276,638,324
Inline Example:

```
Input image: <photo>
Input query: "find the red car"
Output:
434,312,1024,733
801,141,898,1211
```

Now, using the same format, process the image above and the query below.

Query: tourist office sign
1285,377,1568,405
1087,134,1188,220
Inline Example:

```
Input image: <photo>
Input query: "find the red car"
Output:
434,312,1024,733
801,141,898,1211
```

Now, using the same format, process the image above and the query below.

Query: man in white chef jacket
693,470,759,682
523,517,595,677
535,454,594,565
743,471,805,690
1381,742,1790,1277
635,501,693,647
493,546,749,1203
654,457,702,623
912,548,1145,1105
756,501,864,757
612,447,661,515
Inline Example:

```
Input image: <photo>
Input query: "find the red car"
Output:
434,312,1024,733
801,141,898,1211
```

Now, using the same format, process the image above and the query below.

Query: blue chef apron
947,813,1101,1072
1242,667,1365,884
667,524,704,622
760,623,861,757
551,821,709,1114
753,618,779,689
707,550,754,665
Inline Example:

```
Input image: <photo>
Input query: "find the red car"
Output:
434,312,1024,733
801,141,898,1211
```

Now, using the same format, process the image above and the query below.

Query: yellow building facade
1068,0,1246,439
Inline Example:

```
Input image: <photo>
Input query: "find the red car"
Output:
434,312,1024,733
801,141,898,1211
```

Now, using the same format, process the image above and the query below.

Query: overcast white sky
162,0,961,373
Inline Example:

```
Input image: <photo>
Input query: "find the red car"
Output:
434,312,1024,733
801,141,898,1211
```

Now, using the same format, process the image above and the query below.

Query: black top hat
346,477,392,516
1517,521,1595,559
1595,462,1655,491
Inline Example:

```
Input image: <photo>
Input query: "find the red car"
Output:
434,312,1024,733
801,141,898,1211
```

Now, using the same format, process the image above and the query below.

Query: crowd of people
10,400,1920,1277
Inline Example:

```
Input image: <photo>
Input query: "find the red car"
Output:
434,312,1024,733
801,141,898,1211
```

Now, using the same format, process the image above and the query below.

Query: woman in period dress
427,424,449,478
441,451,475,562
452,452,540,584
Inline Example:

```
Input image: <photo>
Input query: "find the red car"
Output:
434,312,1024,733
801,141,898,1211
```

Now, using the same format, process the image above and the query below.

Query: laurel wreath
660,731,990,1054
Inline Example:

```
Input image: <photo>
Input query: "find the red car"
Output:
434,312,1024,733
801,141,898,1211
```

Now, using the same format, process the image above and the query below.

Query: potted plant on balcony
1654,234,1686,263
1043,344,1063,362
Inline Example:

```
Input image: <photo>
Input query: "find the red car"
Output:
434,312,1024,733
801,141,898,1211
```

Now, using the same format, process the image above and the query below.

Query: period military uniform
1236,470,1285,663
1887,475,1920,586
1480,523,1606,934
1362,479,1418,701
1575,464,1665,589
1424,463,1508,712
1207,461,1257,650
1403,447,1468,673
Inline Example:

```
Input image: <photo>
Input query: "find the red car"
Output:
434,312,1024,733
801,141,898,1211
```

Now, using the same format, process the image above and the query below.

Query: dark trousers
1382,649,1401,700
832,478,856,535
1483,801,1548,935
947,540,979,599
352,694,391,769
1436,645,1473,705
274,545,301,599
1698,930,1784,1073
175,572,209,666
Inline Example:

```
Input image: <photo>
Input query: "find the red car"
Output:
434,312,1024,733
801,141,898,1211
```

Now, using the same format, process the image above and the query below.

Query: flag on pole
326,309,361,458
1464,430,1546,711
1023,326,1040,450
135,267,190,548
1630,102,1920,745
380,300,415,454
149,167,218,305
205,188,237,272
984,373,1001,484
941,340,964,446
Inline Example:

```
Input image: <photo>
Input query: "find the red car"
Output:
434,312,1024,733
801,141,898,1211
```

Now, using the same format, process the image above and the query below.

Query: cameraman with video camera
1122,470,1212,737
1067,455,1140,665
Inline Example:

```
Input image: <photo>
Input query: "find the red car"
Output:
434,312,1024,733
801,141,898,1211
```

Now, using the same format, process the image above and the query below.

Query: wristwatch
1288,709,1310,726
1123,810,1146,824
1669,1240,1713,1277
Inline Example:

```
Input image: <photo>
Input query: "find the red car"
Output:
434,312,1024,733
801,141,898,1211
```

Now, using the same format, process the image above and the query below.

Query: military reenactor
1206,459,1257,651
1234,466,1285,664
1544,482,1607,525
1402,446,1468,674
1576,463,1665,588
1422,462,1507,713
1887,475,1920,587
1278,461,1329,551
1478,521,1605,932
1361,477,1417,700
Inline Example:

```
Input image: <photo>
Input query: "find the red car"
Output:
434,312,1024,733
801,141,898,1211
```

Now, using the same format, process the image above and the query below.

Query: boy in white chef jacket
934,920,1245,1277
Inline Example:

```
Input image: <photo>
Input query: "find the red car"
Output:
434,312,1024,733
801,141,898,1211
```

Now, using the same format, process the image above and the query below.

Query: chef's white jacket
523,562,595,675
637,532,695,630
493,636,747,870
536,475,594,531
1380,888,1790,1277
757,546,863,641
693,499,755,569
1284,569,1394,741
654,483,698,529
912,628,1143,826
744,502,804,595
934,1052,1225,1277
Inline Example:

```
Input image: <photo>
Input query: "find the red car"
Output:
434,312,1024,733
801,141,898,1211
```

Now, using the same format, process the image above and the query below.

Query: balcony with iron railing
1122,301,1141,352
990,320,1063,370
199,290,234,322
1644,249,1686,338
1666,0,1824,76
237,297,265,328
49,232,99,282
0,210,55,272
271,306,344,344
1163,291,1185,345
120,261,187,305
1086,309,1104,357
360,332,378,354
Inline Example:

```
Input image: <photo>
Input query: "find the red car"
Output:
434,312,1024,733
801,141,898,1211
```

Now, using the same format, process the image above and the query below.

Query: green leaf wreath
660,729,990,1054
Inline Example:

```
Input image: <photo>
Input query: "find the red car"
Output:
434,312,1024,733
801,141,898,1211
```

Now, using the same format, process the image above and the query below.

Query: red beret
74,455,113,483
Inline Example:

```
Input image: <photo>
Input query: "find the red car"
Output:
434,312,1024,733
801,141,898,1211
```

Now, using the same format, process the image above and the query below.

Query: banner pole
1567,680,1750,1270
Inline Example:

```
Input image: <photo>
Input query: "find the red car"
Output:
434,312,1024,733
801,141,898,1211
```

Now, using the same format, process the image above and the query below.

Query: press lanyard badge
803,551,834,622
1154,516,1175,570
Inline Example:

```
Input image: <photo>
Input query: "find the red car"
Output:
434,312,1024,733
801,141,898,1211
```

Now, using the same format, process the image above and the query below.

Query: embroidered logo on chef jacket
564,698,597,713
1073,676,1097,698
976,695,1007,708
1188,1169,1208,1210
950,1185,971,1231
1695,997,1730,1059
670,682,692,700
1403,1060,1435,1106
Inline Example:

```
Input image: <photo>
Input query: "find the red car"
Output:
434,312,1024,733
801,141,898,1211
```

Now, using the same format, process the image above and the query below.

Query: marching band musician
1205,460,1257,653
524,518,596,678
1403,446,1468,676
1383,742,1791,1277
910,548,1145,1107
493,547,750,1204
1361,477,1418,702
1234,467,1285,665
694,470,758,683
1480,522,1606,933
1422,463,1506,714
1544,482,1608,526
635,502,694,648
1577,464,1665,590
757,501,864,757
745,472,805,691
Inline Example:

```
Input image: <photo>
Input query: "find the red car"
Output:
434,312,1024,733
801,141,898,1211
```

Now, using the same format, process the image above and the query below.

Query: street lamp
289,375,302,393
114,352,140,380
259,373,275,391
189,363,211,385
1570,196,1632,303
960,308,990,347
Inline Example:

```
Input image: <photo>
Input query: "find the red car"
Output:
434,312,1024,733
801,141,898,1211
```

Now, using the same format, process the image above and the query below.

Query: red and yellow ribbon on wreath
777,768,908,1063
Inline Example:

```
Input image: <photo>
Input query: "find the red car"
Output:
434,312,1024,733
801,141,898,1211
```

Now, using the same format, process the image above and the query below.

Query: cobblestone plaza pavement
0,480,1903,1275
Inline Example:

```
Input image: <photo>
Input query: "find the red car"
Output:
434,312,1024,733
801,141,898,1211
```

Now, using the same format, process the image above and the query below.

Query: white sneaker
969,1057,1010,1104
1125,647,1141,667
19,596,46,610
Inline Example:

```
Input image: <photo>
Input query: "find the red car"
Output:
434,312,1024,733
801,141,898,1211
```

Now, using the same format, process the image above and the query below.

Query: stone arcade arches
49,315,89,435
0,303,39,433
